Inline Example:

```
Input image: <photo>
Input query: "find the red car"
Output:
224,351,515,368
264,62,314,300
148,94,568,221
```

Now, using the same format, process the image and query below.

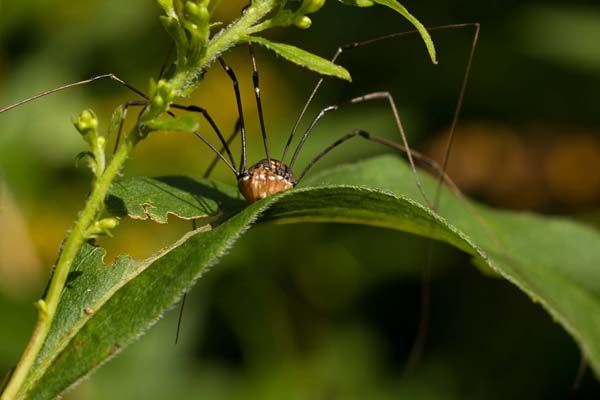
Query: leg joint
356,129,370,139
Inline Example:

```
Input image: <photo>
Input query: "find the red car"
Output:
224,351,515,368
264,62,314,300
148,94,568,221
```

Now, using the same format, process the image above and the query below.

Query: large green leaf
19,155,600,399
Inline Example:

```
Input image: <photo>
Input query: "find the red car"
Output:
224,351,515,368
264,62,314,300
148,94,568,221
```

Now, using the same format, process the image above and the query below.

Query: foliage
14,156,600,398
0,1,443,399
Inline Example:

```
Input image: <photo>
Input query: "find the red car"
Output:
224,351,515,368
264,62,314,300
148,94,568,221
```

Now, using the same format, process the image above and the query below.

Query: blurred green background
1,0,600,398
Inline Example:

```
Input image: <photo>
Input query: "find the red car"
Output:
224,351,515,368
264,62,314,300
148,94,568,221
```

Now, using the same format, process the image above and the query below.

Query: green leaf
22,244,141,399
339,0,437,64
246,35,352,81
142,115,199,133
106,176,244,223
20,156,600,398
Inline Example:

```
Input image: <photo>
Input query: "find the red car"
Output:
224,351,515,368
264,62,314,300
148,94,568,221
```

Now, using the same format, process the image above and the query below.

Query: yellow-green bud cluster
73,109,98,142
183,0,210,28
144,79,176,126
73,109,107,177
259,0,326,30
159,0,213,71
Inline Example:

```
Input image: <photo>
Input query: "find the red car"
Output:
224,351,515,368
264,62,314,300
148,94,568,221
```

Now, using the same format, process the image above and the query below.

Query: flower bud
73,109,98,137
186,1,199,14
152,95,165,109
98,217,119,230
185,1,209,21
294,15,312,29
147,79,175,121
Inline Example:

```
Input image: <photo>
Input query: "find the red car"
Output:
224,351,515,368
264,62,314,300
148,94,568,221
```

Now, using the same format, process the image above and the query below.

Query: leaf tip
428,46,438,65
341,67,352,82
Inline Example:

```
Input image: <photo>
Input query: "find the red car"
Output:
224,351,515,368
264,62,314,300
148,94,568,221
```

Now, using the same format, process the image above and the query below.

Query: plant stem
0,3,279,398
0,135,138,400
171,0,276,97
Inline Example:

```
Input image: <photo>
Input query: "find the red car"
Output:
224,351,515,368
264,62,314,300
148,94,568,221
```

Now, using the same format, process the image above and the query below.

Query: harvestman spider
193,23,479,363
0,24,477,207
1,20,591,391
200,23,479,209
173,23,481,354
0,22,480,365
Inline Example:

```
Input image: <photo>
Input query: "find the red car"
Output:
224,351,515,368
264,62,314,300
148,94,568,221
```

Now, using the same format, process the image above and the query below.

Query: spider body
238,159,295,203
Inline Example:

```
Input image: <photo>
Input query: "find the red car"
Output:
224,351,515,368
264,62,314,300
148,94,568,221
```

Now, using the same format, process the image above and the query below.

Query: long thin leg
409,24,479,373
0,73,147,114
288,91,434,209
280,23,480,167
432,24,479,207
157,41,175,81
171,104,237,167
111,101,238,175
297,130,498,240
158,52,238,176
571,351,588,395
287,25,480,372
175,217,198,345
204,118,241,178
248,43,271,164
298,131,443,374
0,58,240,178
218,58,248,174
113,100,149,153
175,292,188,345
298,129,453,186
299,133,513,377
296,130,365,181
191,128,239,175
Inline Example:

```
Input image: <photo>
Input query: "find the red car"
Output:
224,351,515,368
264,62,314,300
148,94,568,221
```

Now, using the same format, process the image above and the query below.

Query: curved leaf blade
23,193,277,399
21,155,600,398
301,156,600,375
246,36,352,81
371,0,437,64
339,0,437,64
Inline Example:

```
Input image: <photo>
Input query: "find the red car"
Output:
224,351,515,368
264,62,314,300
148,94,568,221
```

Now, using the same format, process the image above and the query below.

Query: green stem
1,2,281,398
170,0,277,97
0,135,138,400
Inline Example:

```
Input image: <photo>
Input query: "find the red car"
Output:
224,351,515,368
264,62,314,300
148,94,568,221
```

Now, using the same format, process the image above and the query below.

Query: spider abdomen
238,159,295,203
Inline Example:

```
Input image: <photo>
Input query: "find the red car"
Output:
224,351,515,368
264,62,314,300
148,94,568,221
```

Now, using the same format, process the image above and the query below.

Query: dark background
1,0,599,398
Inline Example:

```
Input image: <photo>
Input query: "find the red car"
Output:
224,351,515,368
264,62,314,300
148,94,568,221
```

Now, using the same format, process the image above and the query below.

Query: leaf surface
142,115,199,133
106,176,244,223
246,36,352,81
21,155,600,399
